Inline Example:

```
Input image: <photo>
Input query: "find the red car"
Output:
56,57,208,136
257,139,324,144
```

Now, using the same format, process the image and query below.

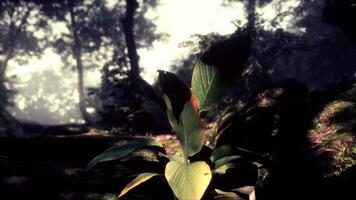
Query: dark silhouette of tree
0,1,36,77
122,0,140,76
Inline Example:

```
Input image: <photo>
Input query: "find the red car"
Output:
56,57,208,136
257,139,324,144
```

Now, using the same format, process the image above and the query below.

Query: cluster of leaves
84,30,256,199
86,25,356,198
86,55,261,199
216,80,356,199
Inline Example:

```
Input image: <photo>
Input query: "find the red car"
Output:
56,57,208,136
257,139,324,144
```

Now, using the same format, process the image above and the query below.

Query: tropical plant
86,59,258,200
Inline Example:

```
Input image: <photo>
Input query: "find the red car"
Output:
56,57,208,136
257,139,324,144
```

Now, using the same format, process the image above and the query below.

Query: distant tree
67,0,100,124
0,1,38,77
32,0,161,126
35,0,128,124
0,1,46,107
171,0,356,115
0,1,48,136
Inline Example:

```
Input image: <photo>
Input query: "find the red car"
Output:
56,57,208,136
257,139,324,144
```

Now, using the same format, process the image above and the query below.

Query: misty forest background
0,0,355,200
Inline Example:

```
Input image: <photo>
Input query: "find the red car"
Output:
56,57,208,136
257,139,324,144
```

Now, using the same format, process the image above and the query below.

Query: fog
5,0,355,125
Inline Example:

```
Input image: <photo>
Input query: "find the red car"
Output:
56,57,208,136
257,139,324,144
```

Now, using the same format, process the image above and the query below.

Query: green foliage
86,138,164,171
87,57,253,200
192,61,228,111
210,144,235,163
214,155,242,169
165,98,203,159
118,173,161,198
213,163,240,175
165,161,212,200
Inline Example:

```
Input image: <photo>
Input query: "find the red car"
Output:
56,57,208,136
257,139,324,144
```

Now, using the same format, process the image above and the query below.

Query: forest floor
0,125,185,200
1,86,356,200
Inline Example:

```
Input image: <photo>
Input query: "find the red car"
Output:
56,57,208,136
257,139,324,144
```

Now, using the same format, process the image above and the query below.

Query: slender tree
0,3,36,77
0,1,41,136
68,0,92,124
121,0,140,76
36,0,120,124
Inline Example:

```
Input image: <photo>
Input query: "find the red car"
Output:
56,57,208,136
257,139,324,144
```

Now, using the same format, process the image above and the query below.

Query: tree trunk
122,0,140,76
69,3,93,125
0,6,33,137
0,6,33,78
246,0,256,35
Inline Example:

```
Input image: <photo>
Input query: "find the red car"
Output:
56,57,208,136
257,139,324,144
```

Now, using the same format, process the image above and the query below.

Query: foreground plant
87,59,234,200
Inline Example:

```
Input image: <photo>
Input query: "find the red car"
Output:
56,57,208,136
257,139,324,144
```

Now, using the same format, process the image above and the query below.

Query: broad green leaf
213,163,239,175
86,138,163,171
165,96,204,158
118,173,161,198
214,155,242,169
210,144,235,163
192,60,228,111
165,161,212,200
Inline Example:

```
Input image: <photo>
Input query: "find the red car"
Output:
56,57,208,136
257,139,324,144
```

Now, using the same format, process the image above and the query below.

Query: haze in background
6,0,302,124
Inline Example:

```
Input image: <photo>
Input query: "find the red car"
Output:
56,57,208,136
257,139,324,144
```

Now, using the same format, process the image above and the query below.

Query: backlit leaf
118,173,161,198
214,163,239,175
192,61,228,111
165,161,212,200
165,96,203,158
214,189,241,200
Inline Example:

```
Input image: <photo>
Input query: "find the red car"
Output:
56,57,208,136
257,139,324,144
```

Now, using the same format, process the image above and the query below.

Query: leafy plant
86,60,247,200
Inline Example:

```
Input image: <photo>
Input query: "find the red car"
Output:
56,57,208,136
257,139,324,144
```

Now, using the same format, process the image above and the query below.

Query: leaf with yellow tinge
118,173,160,198
213,163,239,175
165,98,204,158
214,189,240,200
165,161,212,200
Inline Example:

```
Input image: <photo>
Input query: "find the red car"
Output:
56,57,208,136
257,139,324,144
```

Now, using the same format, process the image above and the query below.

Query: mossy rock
309,97,356,177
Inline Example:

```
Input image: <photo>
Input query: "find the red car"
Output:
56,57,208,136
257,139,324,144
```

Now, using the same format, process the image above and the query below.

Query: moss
352,146,356,154
308,100,356,177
